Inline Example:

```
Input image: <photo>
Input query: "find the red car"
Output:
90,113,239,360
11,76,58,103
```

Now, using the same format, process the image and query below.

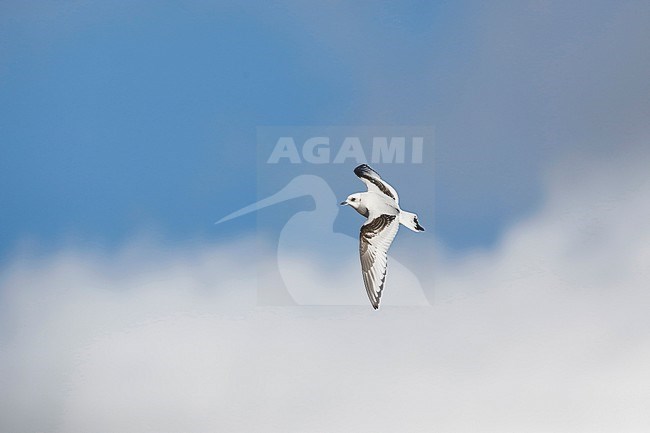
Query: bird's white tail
399,210,425,232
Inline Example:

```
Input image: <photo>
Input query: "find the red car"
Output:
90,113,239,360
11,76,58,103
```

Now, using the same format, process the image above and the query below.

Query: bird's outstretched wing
354,164,399,204
359,213,400,309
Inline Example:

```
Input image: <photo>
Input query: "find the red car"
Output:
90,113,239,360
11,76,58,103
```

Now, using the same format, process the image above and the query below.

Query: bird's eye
351,198,356,201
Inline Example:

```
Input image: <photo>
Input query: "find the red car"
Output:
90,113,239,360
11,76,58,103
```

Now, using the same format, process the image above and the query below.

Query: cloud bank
2,146,650,433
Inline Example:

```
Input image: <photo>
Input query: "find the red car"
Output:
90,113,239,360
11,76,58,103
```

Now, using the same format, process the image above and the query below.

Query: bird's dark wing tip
354,164,376,178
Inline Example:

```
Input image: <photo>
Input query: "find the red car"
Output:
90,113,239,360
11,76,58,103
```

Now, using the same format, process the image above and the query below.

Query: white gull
341,164,425,310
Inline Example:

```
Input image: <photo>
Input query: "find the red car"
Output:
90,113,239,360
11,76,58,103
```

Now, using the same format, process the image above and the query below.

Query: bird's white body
345,191,422,231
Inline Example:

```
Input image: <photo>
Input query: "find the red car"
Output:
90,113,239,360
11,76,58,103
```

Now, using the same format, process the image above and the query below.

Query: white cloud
2,146,650,433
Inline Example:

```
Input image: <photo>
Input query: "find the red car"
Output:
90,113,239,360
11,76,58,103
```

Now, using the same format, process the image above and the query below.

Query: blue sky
3,1,648,260
0,2,597,256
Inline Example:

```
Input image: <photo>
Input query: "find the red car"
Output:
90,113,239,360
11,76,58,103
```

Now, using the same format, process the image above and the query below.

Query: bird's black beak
340,201,348,206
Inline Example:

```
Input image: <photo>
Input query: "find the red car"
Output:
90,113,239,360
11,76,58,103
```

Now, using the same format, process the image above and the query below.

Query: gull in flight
341,164,425,310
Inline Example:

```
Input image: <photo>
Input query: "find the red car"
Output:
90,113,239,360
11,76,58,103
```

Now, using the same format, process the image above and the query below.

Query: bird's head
340,193,369,217
340,193,362,208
